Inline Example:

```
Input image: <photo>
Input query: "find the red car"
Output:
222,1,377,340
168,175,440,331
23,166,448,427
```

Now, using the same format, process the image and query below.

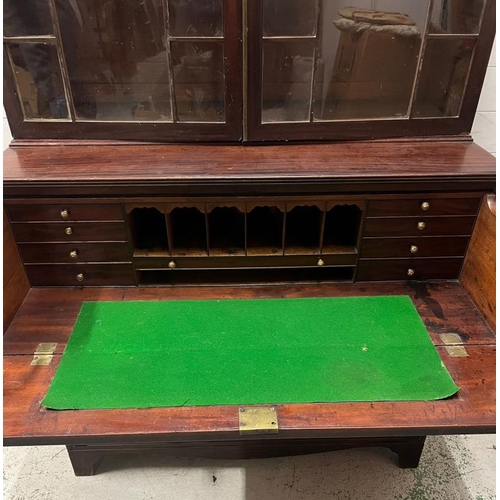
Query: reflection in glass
430,0,485,34
169,0,223,37
7,43,69,119
263,0,319,37
56,0,172,121
4,0,53,37
413,38,475,117
312,0,425,121
262,41,314,123
171,42,225,122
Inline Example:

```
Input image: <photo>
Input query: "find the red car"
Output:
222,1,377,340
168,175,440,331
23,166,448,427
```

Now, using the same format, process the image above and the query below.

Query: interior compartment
129,207,168,256
138,266,354,285
323,204,363,253
285,205,323,254
208,207,245,256
247,206,284,255
169,207,208,256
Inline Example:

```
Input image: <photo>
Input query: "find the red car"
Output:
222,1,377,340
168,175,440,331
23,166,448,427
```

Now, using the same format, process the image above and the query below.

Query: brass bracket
239,406,279,435
440,334,469,357
31,343,57,366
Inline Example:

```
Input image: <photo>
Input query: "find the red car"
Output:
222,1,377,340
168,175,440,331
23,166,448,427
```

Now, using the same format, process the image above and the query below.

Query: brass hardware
76,273,84,282
445,345,469,357
239,406,279,435
407,268,415,277
417,221,426,230
317,258,324,267
31,343,57,366
420,201,430,211
410,245,418,254
439,333,463,345
65,227,73,235
168,261,177,269
60,209,69,219
69,250,78,259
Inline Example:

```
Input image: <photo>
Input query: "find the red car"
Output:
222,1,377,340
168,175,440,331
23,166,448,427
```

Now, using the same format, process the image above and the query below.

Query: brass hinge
440,333,469,357
31,343,57,366
239,406,279,435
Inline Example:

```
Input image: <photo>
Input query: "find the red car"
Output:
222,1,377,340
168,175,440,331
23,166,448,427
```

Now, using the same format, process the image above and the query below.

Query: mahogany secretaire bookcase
3,0,496,476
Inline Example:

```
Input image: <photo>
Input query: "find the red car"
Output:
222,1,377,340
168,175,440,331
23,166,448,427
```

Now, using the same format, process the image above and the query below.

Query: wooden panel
364,217,476,237
3,284,495,445
367,198,480,217
357,258,463,281
360,236,470,259
461,195,496,330
25,264,135,286
7,204,124,222
11,222,127,243
18,243,131,264
3,211,29,332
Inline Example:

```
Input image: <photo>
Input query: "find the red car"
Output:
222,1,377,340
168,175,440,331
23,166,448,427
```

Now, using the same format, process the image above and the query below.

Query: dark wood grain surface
4,283,495,445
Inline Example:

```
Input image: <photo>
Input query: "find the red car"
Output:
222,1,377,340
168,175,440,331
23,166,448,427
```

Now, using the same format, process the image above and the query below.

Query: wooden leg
389,436,426,469
66,446,103,476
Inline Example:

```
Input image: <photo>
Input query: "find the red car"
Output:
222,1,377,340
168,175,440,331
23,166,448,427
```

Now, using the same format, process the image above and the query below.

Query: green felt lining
42,296,459,410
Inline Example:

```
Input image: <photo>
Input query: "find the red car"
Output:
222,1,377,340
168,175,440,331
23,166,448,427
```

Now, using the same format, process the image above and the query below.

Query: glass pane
312,0,427,121
262,41,314,123
169,0,223,37
4,0,53,37
430,0,485,34
56,0,172,121
7,43,69,119
263,0,319,37
413,37,475,117
171,42,225,122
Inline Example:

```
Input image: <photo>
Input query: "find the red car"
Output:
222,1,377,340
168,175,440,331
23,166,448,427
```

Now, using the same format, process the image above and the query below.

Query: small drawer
6,204,124,222
25,264,136,286
18,243,131,264
363,216,475,237
360,236,470,259
367,198,480,217
11,222,128,243
357,258,463,281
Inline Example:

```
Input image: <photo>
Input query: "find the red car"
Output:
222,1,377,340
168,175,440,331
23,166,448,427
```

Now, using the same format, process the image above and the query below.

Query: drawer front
11,222,128,242
367,198,480,217
135,253,357,269
357,258,463,281
19,243,131,264
360,236,470,259
25,264,136,286
7,204,124,222
364,216,475,237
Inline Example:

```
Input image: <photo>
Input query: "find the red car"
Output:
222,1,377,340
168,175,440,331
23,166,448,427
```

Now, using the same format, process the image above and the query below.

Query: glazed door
3,0,242,141
246,0,495,141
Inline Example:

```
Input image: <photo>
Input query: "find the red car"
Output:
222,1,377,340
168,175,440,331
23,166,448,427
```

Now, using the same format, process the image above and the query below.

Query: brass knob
168,261,177,269
421,202,430,211
65,227,73,235
69,250,78,259
410,245,418,254
417,221,426,230
407,269,415,277
60,209,69,220
317,258,324,267
76,273,84,282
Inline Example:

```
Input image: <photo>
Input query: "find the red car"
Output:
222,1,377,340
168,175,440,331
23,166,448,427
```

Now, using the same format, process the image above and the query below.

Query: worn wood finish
461,195,496,330
3,142,496,197
3,283,495,448
3,211,29,332
66,436,427,475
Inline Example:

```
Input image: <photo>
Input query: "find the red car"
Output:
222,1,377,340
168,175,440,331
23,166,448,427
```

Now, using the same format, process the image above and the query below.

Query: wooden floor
4,282,496,446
